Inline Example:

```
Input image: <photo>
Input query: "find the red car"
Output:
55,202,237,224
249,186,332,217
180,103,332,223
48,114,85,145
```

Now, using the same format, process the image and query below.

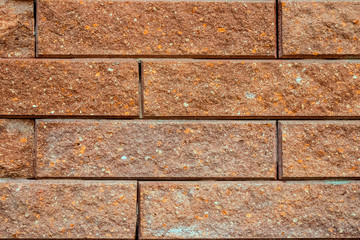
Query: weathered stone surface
0,180,137,239
36,120,276,179
280,121,360,178
0,0,34,58
37,0,276,57
280,0,360,58
0,119,34,178
0,59,138,116
140,181,360,239
143,60,360,117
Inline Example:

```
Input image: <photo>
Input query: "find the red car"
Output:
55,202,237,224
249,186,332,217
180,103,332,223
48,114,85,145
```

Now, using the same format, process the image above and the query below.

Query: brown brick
0,180,137,239
143,60,360,117
140,181,360,239
0,59,139,117
36,120,277,179
280,121,360,179
0,119,34,178
280,0,360,58
37,0,276,58
0,0,34,58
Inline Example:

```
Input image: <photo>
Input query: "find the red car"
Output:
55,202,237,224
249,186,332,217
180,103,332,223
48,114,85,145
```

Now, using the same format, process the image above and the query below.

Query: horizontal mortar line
0,115,140,119
141,116,360,120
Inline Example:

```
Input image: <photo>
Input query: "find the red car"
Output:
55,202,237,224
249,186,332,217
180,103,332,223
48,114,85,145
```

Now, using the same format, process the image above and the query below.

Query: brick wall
0,0,359,239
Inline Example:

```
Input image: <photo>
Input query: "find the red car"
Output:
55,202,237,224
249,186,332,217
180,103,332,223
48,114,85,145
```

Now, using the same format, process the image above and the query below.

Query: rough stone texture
37,0,276,58
280,0,360,58
0,180,137,239
140,181,360,239
0,59,139,116
280,121,360,179
143,60,360,117
0,119,34,178
0,0,34,58
36,120,276,179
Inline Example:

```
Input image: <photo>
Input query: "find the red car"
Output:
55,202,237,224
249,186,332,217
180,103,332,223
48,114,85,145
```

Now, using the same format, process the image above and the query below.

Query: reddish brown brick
0,119,34,178
0,59,138,117
280,0,360,58
36,120,277,179
143,60,360,117
0,0,34,58
280,121,360,179
140,181,360,239
37,0,276,58
0,180,137,239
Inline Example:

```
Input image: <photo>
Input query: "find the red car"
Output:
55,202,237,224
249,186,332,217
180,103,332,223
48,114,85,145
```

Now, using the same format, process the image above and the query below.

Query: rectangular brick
0,0,34,58
0,180,137,239
140,181,360,239
143,60,360,117
37,0,276,58
0,59,139,117
280,121,360,179
0,119,34,178
279,0,360,58
36,120,276,179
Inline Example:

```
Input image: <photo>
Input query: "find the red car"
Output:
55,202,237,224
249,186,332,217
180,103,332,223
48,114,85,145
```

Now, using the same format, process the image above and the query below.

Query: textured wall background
0,0,359,239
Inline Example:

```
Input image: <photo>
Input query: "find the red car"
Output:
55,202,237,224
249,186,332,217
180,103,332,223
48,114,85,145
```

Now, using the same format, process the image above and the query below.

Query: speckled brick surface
0,119,34,178
36,120,276,179
140,181,360,239
37,0,276,58
280,121,360,179
143,60,360,117
0,0,34,58
0,59,139,116
280,0,360,58
0,180,137,239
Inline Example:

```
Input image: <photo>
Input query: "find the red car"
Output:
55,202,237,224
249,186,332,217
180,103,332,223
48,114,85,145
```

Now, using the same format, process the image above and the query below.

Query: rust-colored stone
140,181,360,239
36,120,277,179
143,60,360,117
37,0,276,58
280,0,360,58
0,59,139,116
0,180,137,239
0,0,34,58
280,121,360,179
0,119,34,178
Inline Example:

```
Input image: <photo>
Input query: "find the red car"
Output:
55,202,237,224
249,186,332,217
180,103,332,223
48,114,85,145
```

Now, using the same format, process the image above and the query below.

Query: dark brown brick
280,121,360,179
280,0,360,58
0,180,137,239
140,181,360,239
36,120,276,179
0,59,139,117
37,0,276,57
0,119,34,178
143,60,360,117
0,0,34,58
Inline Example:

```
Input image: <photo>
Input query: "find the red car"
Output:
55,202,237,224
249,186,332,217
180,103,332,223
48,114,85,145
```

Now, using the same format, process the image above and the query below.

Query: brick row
0,180,137,239
140,181,360,239
2,119,360,179
0,59,139,117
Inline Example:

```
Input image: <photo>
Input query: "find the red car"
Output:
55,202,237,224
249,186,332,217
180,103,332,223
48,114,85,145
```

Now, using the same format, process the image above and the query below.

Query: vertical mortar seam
275,0,279,58
138,60,144,119
33,119,38,179
34,0,38,57
276,120,283,180
135,181,140,240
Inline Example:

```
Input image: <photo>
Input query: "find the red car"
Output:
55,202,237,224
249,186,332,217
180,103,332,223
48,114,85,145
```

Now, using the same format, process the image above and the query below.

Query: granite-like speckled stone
143,60,360,117
280,121,360,179
0,0,34,58
0,59,138,116
0,119,34,178
36,120,276,179
0,180,137,239
280,0,360,58
140,181,360,239
37,0,276,58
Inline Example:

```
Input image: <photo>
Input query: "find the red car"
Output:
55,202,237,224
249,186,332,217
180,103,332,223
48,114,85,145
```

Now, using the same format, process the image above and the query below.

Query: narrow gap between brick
30,119,37,180
138,60,143,119
34,0,37,57
276,120,283,180
275,0,279,58
135,181,140,240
